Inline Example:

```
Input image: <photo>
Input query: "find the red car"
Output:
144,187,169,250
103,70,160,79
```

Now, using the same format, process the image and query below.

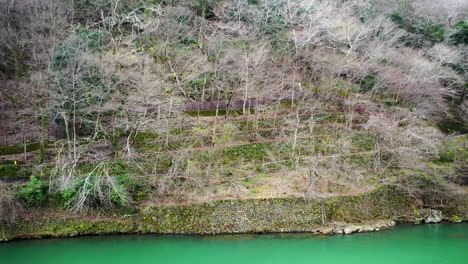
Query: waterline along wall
1,186,466,241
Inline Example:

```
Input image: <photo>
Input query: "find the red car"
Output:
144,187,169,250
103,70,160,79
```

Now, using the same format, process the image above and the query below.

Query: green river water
1,223,467,264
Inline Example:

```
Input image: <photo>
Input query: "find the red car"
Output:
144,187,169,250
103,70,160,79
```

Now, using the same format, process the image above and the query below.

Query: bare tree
415,0,468,26
0,181,22,224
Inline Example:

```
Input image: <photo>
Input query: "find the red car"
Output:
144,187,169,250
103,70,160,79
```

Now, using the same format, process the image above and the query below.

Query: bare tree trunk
39,111,48,163
291,88,295,109
242,49,249,115
165,97,173,148
22,126,27,162
72,101,77,160
273,102,280,129
168,60,188,98
320,202,327,224
243,83,248,115
292,109,300,151
62,113,72,160
212,101,220,147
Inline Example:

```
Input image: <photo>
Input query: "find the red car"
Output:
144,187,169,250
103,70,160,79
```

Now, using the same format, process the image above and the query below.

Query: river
1,223,467,264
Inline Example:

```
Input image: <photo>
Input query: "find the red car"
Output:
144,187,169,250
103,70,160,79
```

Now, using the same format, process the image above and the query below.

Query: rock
449,215,462,223
344,226,358,234
359,226,374,232
423,209,442,223
343,227,352,234
318,227,334,235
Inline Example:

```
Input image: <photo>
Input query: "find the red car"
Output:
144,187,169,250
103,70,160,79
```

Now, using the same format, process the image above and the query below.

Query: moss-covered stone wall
140,186,413,234
0,218,137,241
1,186,423,241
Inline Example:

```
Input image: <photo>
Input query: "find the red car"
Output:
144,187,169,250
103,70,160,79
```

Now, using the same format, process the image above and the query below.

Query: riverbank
1,186,466,242
4,223,467,264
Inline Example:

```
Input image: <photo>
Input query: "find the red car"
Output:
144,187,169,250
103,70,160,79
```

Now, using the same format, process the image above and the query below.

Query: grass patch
222,142,281,163
437,134,467,163
430,161,454,167
0,164,32,178
255,173,272,178
134,131,161,142
0,142,41,155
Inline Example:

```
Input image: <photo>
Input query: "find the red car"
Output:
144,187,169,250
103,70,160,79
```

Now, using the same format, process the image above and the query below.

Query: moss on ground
437,134,467,163
133,131,161,142
0,166,33,179
0,142,41,155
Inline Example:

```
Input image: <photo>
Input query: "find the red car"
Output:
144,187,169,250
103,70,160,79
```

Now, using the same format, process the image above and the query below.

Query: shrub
450,21,468,45
260,2,288,35
57,188,76,206
75,29,106,51
390,12,445,44
58,171,131,212
270,31,295,56
437,135,467,163
413,17,445,43
360,75,377,92
52,28,107,70
17,176,48,205
0,165,20,178
0,42,28,80
192,0,217,19
0,164,32,178
390,12,404,27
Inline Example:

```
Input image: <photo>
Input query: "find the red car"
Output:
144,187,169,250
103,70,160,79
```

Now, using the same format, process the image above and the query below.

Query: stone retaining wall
140,186,412,234
1,186,465,241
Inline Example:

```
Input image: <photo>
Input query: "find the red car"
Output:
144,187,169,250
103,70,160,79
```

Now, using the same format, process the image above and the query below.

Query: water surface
1,223,467,264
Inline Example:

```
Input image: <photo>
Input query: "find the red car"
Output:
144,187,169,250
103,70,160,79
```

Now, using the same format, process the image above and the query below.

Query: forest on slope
0,0,466,222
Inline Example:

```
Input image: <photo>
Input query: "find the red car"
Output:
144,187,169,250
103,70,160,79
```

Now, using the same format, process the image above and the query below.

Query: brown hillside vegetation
0,0,466,220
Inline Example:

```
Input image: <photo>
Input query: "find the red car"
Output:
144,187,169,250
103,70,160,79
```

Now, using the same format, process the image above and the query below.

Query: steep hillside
0,0,466,225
